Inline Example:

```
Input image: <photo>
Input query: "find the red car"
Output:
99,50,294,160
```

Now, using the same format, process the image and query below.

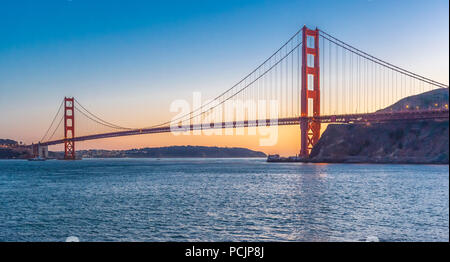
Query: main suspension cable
74,107,131,130
319,29,448,88
142,28,304,129
40,99,64,142
74,99,132,130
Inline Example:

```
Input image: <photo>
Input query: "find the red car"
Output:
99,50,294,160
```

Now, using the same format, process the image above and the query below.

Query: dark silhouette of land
0,144,266,159
55,146,266,159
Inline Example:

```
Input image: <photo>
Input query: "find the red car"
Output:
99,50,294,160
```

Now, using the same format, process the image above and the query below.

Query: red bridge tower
64,97,76,160
300,26,320,157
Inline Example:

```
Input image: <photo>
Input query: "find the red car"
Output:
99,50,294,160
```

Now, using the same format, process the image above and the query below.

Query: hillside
0,139,18,145
379,88,448,112
309,88,449,164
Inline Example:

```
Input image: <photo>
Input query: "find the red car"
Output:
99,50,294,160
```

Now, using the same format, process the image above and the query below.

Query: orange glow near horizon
48,124,331,157
49,126,302,157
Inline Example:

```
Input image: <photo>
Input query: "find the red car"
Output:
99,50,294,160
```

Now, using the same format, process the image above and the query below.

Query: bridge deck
40,109,449,146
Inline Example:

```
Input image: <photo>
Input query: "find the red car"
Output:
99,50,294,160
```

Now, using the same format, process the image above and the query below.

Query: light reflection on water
0,158,448,242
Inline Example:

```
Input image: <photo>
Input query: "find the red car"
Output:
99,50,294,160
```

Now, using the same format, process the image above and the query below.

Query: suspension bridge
33,26,449,160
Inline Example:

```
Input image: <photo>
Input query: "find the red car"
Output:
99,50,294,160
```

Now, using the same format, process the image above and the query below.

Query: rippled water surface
0,158,448,241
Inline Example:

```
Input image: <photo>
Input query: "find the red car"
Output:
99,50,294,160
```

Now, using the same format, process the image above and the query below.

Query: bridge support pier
299,117,309,157
32,143,48,159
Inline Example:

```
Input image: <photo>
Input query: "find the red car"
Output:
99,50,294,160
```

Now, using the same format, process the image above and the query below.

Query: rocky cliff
309,88,449,164
309,120,448,164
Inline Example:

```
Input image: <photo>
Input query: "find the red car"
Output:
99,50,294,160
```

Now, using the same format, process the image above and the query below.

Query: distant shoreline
0,156,268,160
0,145,268,159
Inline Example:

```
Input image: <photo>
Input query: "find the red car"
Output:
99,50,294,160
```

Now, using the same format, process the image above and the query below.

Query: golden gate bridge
33,26,449,159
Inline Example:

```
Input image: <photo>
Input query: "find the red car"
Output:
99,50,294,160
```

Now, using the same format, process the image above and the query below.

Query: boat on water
267,154,306,162
28,156,46,161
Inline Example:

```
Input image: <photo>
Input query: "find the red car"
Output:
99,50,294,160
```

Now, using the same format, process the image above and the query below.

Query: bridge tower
64,97,76,160
300,26,320,157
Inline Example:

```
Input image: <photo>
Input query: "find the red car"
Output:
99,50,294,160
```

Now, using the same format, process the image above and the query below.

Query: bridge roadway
40,109,449,147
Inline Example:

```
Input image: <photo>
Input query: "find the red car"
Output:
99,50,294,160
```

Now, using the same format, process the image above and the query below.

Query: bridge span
35,25,449,159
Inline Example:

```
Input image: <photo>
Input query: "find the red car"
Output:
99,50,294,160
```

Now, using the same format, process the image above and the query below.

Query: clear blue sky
0,0,448,144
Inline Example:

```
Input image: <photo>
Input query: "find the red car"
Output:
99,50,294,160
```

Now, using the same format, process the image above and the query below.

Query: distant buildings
0,139,18,148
